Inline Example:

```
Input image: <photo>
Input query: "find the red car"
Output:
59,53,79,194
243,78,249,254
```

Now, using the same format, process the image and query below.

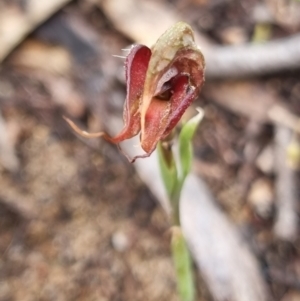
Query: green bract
178,108,204,181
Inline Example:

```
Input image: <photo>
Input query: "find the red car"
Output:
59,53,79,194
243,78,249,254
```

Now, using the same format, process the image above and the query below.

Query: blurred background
0,0,300,300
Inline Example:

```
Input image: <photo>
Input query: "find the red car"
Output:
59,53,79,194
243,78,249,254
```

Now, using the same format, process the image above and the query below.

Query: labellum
65,22,205,162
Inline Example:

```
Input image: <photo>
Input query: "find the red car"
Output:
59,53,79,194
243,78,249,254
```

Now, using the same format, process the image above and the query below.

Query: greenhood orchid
65,22,205,162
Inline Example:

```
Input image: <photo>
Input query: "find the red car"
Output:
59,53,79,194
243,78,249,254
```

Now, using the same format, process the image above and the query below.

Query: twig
0,110,19,172
205,34,300,78
181,174,268,301
0,0,73,62
273,125,298,241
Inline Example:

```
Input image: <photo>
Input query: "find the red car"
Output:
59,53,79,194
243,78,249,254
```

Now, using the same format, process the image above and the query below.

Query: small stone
248,178,274,218
256,144,275,174
111,231,129,252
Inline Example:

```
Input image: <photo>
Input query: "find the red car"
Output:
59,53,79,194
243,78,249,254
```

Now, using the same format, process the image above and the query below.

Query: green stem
170,182,182,226
157,140,195,301
170,182,195,301
172,196,181,226
171,226,195,301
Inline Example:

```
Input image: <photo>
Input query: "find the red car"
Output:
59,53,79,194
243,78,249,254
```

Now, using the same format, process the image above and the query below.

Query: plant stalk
171,226,195,301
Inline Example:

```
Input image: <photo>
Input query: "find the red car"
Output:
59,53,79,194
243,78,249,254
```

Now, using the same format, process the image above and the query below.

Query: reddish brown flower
65,22,205,162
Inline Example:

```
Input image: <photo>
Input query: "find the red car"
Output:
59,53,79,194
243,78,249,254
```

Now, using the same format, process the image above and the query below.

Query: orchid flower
65,22,205,162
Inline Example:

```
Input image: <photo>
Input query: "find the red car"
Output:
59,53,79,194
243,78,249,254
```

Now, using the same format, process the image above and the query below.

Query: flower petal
64,44,152,145
140,22,205,148
111,44,151,143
